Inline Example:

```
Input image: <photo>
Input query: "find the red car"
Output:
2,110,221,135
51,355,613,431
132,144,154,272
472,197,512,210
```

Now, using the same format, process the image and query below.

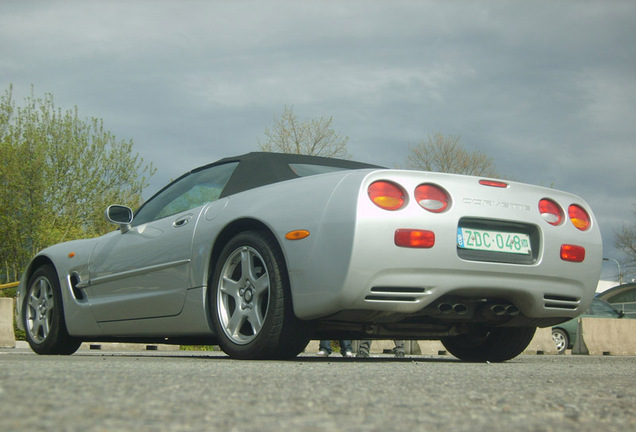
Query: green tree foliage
405,133,500,177
258,105,351,159
0,85,154,280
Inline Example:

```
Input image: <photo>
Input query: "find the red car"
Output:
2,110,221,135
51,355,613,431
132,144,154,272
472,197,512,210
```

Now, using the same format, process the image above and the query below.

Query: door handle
173,214,193,228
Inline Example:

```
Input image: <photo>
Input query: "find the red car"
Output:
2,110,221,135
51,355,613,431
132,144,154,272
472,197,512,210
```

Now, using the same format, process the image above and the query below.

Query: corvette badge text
462,198,531,212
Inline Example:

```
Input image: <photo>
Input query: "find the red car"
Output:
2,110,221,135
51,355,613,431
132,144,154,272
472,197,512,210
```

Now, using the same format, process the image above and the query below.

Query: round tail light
368,181,405,211
414,184,450,213
568,205,591,231
539,199,563,226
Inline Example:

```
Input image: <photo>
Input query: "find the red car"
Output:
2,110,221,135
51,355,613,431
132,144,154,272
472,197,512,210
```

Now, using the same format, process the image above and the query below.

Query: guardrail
0,281,19,290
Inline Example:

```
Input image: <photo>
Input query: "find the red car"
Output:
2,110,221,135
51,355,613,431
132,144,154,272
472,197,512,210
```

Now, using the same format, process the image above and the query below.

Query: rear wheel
209,230,309,359
23,265,81,355
551,328,569,354
441,326,536,362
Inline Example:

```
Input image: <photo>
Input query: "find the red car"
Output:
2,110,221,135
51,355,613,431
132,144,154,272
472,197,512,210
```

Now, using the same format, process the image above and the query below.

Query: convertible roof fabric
213,152,382,198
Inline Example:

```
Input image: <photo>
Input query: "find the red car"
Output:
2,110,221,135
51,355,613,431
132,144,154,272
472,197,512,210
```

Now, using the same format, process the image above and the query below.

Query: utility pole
603,258,623,284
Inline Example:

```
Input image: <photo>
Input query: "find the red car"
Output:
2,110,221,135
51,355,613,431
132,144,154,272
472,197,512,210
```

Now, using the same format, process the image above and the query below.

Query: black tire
441,326,536,362
209,230,309,359
23,265,81,355
552,328,569,354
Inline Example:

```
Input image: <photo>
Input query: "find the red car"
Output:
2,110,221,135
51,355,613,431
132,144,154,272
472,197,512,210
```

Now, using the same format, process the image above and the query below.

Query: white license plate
457,227,532,255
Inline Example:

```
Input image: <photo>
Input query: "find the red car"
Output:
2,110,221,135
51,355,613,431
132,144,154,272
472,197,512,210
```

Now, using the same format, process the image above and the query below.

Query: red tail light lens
414,184,450,213
538,199,563,226
560,244,586,262
395,229,435,248
568,205,591,231
368,181,405,211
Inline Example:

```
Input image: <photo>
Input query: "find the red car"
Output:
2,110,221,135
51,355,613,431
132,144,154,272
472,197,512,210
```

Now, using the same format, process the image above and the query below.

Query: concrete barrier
573,317,636,356
79,342,180,352
306,330,557,357
0,297,16,348
524,327,557,355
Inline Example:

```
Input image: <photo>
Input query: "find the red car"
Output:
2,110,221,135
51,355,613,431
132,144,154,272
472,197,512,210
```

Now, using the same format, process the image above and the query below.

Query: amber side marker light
395,229,435,248
560,244,585,263
68,252,76,258
285,230,310,240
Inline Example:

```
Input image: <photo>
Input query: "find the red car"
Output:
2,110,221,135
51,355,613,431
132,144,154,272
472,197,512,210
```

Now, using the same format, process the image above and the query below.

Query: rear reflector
395,229,435,248
560,244,585,262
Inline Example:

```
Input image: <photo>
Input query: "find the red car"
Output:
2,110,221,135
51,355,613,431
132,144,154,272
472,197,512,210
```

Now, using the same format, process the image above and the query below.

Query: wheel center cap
244,288,253,302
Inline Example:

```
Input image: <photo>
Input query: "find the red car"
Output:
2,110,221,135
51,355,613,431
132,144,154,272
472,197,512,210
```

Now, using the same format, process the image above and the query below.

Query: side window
589,300,620,317
133,162,238,226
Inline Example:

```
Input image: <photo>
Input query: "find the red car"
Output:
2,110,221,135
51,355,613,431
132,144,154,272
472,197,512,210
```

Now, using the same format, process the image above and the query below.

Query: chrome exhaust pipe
490,304,507,316
453,303,468,315
505,305,520,316
438,303,453,313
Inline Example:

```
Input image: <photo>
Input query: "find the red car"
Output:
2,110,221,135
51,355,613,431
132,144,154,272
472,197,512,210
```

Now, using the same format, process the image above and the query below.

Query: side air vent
543,294,580,310
365,287,426,302
69,272,86,302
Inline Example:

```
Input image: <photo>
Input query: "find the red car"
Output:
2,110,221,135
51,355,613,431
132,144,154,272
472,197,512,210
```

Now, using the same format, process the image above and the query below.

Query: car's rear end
317,169,602,331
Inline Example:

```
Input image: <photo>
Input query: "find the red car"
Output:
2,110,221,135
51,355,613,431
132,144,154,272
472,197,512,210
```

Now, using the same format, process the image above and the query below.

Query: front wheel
209,230,309,359
441,326,536,362
23,265,81,355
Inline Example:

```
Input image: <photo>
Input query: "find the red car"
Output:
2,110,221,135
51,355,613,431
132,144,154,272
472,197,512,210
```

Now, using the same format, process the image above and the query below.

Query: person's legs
357,340,371,357
340,340,353,357
317,340,332,356
393,340,405,358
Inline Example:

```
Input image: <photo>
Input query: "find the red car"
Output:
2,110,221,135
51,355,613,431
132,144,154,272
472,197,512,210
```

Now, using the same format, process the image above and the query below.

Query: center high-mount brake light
479,179,508,188
539,199,563,226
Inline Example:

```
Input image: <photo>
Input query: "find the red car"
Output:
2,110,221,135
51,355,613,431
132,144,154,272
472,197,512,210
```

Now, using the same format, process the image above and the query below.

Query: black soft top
207,152,382,197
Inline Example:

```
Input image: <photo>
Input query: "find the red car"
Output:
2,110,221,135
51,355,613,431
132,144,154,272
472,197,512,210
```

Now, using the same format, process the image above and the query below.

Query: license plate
457,227,531,255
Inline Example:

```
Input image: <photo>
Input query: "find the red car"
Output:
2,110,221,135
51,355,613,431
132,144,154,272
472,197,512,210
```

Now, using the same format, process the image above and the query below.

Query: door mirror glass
105,205,134,231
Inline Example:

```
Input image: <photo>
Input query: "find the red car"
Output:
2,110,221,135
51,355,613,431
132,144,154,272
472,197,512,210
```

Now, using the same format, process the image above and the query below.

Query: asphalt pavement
1,344,635,432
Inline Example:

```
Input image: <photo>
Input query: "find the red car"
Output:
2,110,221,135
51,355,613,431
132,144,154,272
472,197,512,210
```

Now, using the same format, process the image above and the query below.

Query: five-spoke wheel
210,230,309,359
23,265,81,355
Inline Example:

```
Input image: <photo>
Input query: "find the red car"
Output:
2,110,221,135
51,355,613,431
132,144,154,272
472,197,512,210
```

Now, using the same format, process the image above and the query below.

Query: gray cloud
1,0,635,273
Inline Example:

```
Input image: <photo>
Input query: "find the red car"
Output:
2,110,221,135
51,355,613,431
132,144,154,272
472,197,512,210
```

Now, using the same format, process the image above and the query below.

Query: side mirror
105,205,134,233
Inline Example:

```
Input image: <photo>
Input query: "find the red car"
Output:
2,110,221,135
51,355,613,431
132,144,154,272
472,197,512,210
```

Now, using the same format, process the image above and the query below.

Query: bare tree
405,133,500,177
258,106,350,159
615,205,636,279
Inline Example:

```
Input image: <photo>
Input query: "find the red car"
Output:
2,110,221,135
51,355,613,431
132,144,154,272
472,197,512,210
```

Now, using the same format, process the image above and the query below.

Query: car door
86,161,238,322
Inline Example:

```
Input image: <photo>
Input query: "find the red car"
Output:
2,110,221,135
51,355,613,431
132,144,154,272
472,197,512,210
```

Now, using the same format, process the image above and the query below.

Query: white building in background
596,279,618,294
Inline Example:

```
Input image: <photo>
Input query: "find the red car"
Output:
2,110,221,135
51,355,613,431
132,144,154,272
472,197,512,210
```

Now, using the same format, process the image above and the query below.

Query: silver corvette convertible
16,152,602,361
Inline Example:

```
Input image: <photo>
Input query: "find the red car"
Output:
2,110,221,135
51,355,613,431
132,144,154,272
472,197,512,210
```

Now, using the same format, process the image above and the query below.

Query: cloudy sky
1,0,634,280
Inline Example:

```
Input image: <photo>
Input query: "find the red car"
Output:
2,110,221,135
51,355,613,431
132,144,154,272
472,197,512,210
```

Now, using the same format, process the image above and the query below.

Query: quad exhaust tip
490,304,520,316
437,303,469,315
437,302,519,317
